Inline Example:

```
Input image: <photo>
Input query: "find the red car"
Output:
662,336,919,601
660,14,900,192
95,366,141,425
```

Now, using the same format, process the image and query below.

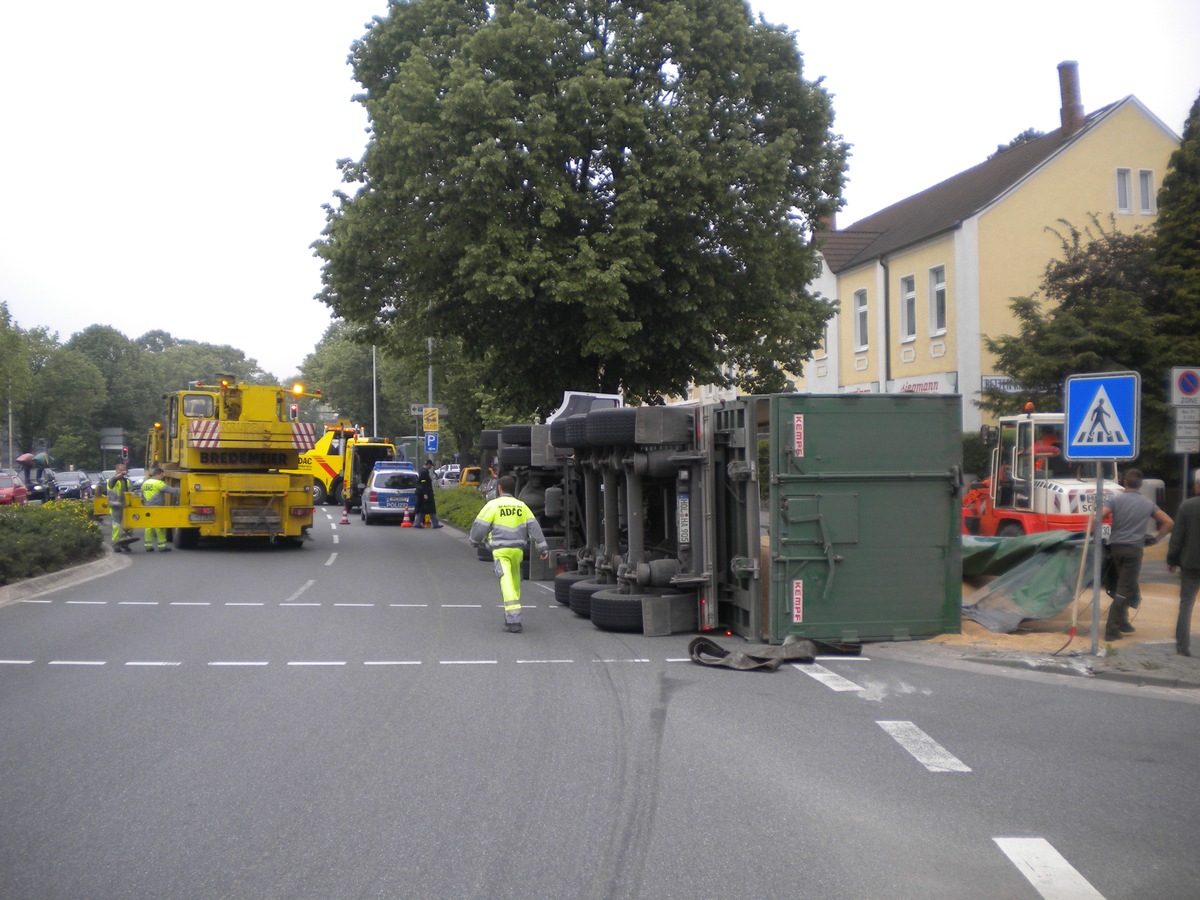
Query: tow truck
285,421,396,506
962,405,1119,537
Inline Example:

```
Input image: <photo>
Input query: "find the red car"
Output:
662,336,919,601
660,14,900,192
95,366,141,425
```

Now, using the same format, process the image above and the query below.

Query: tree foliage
1151,89,1200,364
0,311,299,470
980,207,1196,478
315,0,846,415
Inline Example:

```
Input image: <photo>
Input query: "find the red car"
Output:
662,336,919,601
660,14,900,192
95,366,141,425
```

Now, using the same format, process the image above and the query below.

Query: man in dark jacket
1167,469,1200,657
414,459,442,528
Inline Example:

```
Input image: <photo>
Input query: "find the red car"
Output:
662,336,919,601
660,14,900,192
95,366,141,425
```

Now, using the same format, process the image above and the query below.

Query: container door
768,394,962,643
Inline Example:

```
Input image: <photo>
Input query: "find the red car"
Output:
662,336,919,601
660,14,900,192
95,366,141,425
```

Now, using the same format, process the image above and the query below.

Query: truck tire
564,414,590,449
480,429,501,451
549,418,572,449
997,522,1025,538
312,480,328,506
591,589,694,633
173,527,199,550
554,571,590,606
569,579,609,618
585,407,637,446
330,478,344,506
500,424,533,446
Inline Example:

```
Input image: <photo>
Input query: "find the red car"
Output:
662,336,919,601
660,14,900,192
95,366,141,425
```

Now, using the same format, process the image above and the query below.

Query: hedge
0,501,105,586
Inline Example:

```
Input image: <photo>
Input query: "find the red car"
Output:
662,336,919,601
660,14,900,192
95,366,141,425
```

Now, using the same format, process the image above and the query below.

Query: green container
767,394,962,643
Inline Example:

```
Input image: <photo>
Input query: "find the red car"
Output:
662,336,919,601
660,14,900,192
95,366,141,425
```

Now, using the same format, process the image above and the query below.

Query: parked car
48,470,93,500
361,462,420,525
436,464,461,485
27,471,56,504
126,467,146,489
0,473,28,505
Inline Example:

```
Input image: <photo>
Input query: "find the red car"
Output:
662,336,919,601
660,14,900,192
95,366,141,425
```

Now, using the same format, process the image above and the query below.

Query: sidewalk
879,542,1200,690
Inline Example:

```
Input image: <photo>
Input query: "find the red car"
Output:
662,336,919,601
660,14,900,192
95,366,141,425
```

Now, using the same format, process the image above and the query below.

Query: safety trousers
492,547,525,624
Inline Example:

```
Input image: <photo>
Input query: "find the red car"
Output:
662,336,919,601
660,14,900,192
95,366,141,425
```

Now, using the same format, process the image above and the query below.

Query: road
2,510,1198,899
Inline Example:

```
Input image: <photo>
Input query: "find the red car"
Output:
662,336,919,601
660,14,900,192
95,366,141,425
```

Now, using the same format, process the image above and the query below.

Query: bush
435,485,487,529
0,501,104,586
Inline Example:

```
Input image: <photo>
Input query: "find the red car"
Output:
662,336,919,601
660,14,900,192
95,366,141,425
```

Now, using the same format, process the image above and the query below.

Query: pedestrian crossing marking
1070,385,1128,446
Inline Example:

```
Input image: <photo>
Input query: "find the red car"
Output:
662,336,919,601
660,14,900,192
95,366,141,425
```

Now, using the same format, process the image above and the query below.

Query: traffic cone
340,507,349,525
401,506,413,528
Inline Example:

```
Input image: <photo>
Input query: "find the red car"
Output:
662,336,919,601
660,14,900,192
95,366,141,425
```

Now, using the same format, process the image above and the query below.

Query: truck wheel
585,408,637,446
330,479,343,506
997,522,1025,538
591,589,694,633
554,571,590,606
500,424,533,446
173,527,199,550
312,480,328,506
568,579,609,618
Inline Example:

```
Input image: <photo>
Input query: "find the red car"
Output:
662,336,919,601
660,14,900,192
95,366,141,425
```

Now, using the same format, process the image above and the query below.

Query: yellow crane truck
114,379,322,548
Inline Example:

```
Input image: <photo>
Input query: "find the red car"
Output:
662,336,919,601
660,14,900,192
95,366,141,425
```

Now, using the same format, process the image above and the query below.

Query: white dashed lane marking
793,662,864,692
994,837,1105,899
877,720,972,773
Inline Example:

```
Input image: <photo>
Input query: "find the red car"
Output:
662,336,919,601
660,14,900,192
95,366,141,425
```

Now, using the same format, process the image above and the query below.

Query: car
48,470,93,500
0,473,28,505
361,462,420,525
126,467,146,489
436,464,461,485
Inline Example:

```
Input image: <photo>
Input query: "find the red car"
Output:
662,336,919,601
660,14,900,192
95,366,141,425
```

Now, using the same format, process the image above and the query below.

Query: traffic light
121,446,129,462
289,403,299,421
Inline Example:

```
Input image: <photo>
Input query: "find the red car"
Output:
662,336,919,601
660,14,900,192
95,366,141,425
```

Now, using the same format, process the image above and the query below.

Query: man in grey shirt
1102,468,1173,641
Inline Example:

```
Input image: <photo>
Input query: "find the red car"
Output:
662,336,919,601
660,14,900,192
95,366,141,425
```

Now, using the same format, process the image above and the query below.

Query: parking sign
424,432,438,454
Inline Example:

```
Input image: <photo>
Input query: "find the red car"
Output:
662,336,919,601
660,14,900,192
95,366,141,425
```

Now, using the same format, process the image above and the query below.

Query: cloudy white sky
2,1,1197,381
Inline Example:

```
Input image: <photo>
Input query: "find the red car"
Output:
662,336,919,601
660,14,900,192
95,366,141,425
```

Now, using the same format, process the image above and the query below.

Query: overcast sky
2,1,1197,381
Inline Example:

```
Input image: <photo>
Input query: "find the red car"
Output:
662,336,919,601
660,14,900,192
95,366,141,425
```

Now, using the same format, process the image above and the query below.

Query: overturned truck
488,393,964,645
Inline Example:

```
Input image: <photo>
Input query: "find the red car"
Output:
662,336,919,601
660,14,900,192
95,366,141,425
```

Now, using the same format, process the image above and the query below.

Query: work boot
1104,628,1123,641
1118,621,1136,633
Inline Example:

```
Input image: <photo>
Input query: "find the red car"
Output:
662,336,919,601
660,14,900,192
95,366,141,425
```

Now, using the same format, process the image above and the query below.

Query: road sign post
1063,371,1141,656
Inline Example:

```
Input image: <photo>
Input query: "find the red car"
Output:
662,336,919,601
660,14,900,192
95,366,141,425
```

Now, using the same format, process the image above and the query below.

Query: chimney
1057,60,1084,134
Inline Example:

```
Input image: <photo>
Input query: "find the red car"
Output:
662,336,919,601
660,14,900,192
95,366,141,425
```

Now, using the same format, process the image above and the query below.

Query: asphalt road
2,511,1198,899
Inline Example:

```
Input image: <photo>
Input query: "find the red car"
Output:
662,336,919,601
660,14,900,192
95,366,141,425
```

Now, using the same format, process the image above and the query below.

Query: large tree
1151,89,1200,363
315,0,845,414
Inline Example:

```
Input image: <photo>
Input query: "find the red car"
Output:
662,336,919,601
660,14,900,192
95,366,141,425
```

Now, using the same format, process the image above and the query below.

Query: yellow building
813,62,1180,430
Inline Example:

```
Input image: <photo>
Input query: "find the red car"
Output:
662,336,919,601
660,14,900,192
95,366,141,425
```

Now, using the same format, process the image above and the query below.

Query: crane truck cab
963,409,1120,537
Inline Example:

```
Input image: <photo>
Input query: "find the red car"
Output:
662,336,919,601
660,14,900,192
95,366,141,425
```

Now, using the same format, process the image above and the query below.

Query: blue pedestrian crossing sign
1063,371,1140,461
424,431,438,454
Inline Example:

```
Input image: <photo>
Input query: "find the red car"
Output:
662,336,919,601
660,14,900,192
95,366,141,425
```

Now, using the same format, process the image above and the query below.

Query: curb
0,546,129,609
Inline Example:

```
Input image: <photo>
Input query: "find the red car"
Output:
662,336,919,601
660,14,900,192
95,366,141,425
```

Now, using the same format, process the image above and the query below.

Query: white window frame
853,290,868,350
1138,169,1155,215
899,275,916,342
1116,168,1132,213
929,266,947,335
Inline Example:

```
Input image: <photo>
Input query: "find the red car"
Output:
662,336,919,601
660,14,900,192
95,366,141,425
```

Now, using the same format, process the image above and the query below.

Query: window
853,290,868,349
1116,168,1132,213
1138,170,1155,214
899,275,916,341
929,266,946,333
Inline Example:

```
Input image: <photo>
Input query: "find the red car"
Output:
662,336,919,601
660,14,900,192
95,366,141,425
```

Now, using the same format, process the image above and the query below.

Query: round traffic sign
1179,370,1200,397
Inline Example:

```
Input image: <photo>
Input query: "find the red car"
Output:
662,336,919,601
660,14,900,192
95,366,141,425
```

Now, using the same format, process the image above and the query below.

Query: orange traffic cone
401,506,413,528
340,507,349,525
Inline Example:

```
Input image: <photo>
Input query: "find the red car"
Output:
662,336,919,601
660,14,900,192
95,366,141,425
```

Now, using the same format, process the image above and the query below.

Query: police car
361,460,419,525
